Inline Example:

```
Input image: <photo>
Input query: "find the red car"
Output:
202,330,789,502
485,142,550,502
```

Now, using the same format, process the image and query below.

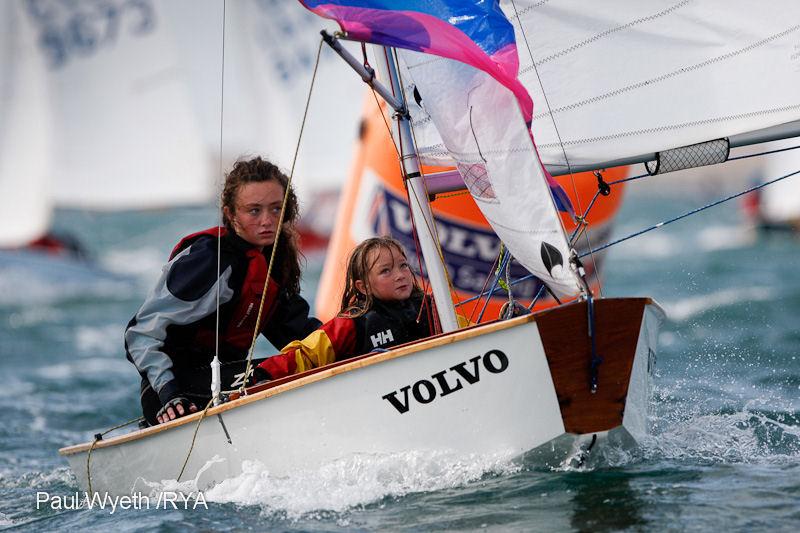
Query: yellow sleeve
457,314,473,328
281,329,338,373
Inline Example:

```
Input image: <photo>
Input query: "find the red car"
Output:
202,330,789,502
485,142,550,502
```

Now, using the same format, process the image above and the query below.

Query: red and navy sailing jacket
125,227,320,404
257,293,434,380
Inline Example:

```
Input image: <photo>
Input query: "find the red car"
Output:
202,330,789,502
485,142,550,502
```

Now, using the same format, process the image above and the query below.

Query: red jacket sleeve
257,316,357,380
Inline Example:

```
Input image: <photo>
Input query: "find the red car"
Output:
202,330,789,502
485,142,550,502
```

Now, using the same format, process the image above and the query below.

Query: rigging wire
387,47,464,324
457,164,800,303
212,0,228,406
571,144,800,242
363,42,402,161
508,0,604,298
728,142,800,162
168,2,231,484
370,47,436,330
176,399,215,482
584,167,800,257
371,88,401,160
171,21,326,488
238,37,325,393
465,251,502,324
174,35,324,479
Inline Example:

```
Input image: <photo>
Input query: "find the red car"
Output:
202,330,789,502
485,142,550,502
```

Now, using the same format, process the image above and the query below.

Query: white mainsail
396,0,800,298
0,1,51,247
513,0,800,169
412,0,800,172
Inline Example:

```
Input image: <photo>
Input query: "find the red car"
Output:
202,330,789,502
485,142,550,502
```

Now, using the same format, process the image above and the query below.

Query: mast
321,32,459,332
374,47,460,332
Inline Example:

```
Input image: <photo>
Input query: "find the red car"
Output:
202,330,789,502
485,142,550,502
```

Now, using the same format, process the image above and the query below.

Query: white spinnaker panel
0,1,51,246
411,0,800,170
399,51,580,299
26,0,216,210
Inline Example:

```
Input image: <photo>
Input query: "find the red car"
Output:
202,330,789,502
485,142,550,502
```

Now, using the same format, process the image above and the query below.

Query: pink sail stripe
306,5,533,122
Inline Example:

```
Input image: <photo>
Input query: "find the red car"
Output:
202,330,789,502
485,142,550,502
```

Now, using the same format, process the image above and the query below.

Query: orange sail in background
316,99,627,322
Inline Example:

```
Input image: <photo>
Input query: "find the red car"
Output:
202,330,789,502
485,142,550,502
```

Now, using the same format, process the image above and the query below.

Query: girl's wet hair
222,156,303,295
339,236,421,317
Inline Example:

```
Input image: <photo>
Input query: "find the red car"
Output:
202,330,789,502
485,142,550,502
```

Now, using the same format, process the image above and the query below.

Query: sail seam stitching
535,103,800,149
508,0,552,18
518,0,691,72
530,24,800,122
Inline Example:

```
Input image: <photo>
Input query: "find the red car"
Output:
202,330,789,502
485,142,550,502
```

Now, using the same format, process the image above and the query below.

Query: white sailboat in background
0,0,52,248
58,0,800,496
1,0,218,295
1,0,365,292
29,0,363,210
744,139,800,232
0,0,115,296
34,0,216,210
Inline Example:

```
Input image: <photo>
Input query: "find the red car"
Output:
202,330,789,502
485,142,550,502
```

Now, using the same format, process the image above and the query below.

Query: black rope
728,142,800,161
609,171,650,186
582,167,800,257
458,165,800,307
526,284,547,311
573,143,800,234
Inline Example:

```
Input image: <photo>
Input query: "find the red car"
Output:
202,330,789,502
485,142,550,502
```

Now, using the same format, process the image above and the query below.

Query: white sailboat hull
62,298,663,496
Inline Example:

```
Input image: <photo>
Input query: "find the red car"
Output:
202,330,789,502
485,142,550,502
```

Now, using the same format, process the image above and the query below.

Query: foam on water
4,306,65,328
0,269,133,306
0,376,34,399
609,223,754,260
696,225,755,251
75,325,126,355
35,357,130,381
0,466,75,490
662,286,774,322
104,246,168,283
142,450,519,520
646,392,800,465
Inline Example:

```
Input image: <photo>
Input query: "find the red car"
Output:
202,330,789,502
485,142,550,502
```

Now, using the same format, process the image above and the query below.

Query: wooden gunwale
59,297,653,456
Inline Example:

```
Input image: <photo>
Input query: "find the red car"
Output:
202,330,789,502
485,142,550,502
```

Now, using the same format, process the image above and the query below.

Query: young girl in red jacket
253,236,440,381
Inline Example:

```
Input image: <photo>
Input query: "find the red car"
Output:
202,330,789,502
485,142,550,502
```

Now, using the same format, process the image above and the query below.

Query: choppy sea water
1,186,798,532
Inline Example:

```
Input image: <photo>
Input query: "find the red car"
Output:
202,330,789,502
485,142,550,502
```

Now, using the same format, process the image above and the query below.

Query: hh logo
381,349,509,414
370,329,394,348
